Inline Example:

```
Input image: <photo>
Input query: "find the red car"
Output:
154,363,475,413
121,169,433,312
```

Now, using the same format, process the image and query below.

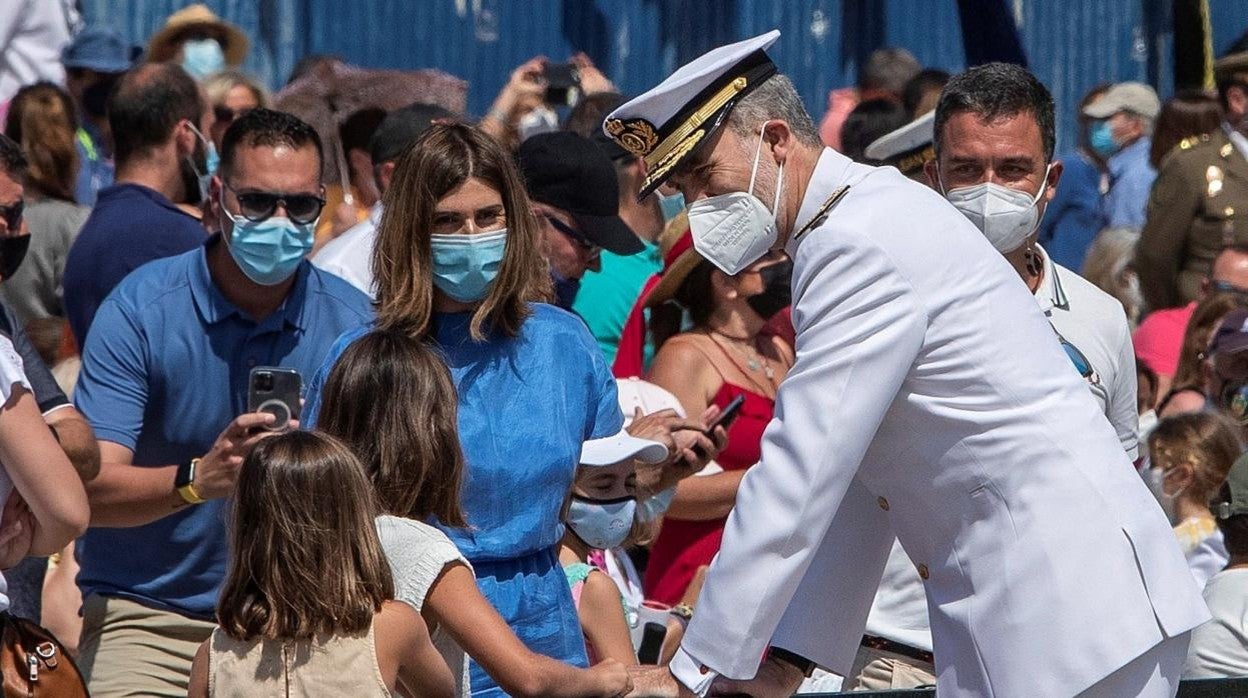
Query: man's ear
766,120,794,163
1043,160,1065,203
923,159,941,191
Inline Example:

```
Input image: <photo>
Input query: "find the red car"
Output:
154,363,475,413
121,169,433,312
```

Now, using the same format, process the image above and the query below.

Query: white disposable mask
941,165,1051,253
687,122,784,275
1145,465,1183,525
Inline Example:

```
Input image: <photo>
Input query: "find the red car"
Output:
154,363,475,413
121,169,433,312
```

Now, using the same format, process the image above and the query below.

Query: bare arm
424,562,630,698
0,386,88,555
187,640,209,698
87,413,278,527
579,570,636,665
376,602,456,698
46,407,100,482
664,470,747,521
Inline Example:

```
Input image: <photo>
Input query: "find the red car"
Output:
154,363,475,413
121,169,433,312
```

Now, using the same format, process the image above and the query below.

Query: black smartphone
248,367,302,431
636,621,667,665
691,394,746,460
705,393,746,435
543,63,581,106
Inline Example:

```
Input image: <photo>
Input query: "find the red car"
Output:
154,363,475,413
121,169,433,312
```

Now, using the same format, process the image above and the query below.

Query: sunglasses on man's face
545,214,597,252
224,182,325,226
0,200,23,231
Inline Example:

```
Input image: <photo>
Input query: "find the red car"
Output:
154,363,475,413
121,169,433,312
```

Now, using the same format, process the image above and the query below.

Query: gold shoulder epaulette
1179,133,1212,150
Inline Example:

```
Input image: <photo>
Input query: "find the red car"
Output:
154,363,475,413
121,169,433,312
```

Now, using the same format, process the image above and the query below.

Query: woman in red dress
641,224,794,605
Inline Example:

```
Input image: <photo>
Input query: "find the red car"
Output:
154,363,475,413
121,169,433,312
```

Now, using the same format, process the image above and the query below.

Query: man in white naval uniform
604,31,1208,697
841,65,1145,691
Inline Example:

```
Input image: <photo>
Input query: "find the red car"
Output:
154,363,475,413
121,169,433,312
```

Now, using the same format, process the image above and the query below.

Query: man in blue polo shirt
72,108,371,696
63,62,212,346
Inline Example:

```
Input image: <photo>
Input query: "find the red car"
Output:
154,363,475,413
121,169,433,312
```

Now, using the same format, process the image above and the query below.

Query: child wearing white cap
559,430,668,665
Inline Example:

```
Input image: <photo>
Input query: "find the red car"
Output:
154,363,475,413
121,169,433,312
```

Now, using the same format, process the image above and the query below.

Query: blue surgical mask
657,190,686,222
567,495,637,550
221,198,315,285
181,38,226,80
430,230,507,302
185,122,216,201
1088,121,1118,158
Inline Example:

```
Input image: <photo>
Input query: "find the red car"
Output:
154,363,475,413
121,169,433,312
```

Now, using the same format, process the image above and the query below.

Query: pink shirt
1133,302,1196,377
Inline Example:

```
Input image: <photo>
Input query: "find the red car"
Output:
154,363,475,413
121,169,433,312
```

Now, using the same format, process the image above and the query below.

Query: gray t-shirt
1184,567,1248,678
0,197,89,324
375,515,471,697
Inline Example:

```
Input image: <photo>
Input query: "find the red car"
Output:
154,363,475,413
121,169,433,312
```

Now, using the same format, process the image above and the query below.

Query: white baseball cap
580,429,669,467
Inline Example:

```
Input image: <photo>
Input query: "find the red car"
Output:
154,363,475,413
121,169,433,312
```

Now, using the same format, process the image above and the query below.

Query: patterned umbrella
273,60,468,187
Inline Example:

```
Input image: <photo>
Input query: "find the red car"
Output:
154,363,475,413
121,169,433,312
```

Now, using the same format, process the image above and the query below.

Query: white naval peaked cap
603,29,781,199
863,110,935,175
580,429,670,467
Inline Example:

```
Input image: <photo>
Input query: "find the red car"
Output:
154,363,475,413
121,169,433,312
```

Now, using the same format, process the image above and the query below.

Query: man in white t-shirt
313,102,454,295
1185,452,1248,678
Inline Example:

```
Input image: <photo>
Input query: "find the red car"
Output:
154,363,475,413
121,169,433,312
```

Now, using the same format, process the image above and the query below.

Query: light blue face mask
567,495,637,550
657,190,686,222
1088,121,1118,158
430,230,507,302
185,122,218,201
181,38,226,80
221,197,315,285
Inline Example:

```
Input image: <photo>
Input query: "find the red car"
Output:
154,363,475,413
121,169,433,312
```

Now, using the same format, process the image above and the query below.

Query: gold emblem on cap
605,118,660,158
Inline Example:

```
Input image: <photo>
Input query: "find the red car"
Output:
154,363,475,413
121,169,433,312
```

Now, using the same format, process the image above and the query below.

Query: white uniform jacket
678,148,1209,696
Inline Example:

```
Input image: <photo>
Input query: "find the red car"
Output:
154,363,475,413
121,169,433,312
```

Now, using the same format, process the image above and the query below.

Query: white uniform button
877,496,889,511
917,563,930,580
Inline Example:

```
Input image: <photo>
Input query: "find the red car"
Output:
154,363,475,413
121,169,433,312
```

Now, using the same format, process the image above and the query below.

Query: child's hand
0,493,35,570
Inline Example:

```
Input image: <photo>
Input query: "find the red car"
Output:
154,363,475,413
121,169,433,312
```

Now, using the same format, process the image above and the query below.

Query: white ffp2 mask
687,122,785,275
942,165,1051,253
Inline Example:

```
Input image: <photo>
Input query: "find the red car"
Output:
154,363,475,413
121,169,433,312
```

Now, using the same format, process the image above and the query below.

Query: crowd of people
2,2,1248,696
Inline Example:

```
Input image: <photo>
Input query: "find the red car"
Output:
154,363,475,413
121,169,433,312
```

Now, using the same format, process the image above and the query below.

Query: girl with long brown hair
318,329,629,697
187,431,455,697
304,123,626,696
2,82,90,321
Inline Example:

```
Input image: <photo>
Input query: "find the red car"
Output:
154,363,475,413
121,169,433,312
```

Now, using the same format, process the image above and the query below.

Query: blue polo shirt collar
189,235,312,331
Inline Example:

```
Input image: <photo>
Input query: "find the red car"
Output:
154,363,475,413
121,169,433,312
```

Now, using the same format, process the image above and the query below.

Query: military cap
864,111,934,176
603,30,781,198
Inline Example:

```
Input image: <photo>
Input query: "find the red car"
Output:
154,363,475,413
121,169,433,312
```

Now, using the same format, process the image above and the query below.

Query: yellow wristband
177,458,206,505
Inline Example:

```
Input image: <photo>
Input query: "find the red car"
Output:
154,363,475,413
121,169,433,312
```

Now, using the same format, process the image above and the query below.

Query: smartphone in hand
693,394,746,460
248,367,302,431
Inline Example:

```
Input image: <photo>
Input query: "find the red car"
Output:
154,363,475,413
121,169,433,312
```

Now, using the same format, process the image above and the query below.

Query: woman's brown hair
4,82,79,201
216,431,394,641
1172,292,1244,392
372,122,550,341
1149,91,1223,169
317,329,468,527
1148,411,1244,504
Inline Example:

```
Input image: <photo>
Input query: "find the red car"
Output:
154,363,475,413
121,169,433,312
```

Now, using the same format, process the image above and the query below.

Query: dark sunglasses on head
224,182,325,226
545,214,597,251
0,200,23,230
214,104,256,125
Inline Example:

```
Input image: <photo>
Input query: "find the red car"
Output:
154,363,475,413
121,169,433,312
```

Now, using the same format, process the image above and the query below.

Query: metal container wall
82,0,1248,151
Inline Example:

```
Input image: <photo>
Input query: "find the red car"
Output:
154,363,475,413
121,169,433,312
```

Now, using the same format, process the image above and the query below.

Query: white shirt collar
1031,244,1069,315
1227,124,1248,162
785,147,853,258
367,202,384,226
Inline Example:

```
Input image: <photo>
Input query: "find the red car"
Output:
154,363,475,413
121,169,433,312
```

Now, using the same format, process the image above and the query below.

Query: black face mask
745,259,792,321
82,75,119,119
0,235,31,281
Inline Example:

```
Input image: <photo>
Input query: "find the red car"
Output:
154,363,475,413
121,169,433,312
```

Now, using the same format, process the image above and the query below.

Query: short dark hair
1217,484,1248,557
0,133,28,180
109,63,203,166
219,108,323,179
902,68,950,118
840,98,909,163
934,62,1057,161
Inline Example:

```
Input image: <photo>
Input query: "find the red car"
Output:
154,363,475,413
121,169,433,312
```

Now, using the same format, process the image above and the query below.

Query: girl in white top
1146,411,1243,588
187,431,454,698
317,329,630,697
0,331,88,610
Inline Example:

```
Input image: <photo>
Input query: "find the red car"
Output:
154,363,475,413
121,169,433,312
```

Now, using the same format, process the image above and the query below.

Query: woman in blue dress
306,123,623,696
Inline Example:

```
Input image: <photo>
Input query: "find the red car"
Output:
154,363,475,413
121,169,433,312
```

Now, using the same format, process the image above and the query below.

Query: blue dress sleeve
583,321,624,440
302,326,367,430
